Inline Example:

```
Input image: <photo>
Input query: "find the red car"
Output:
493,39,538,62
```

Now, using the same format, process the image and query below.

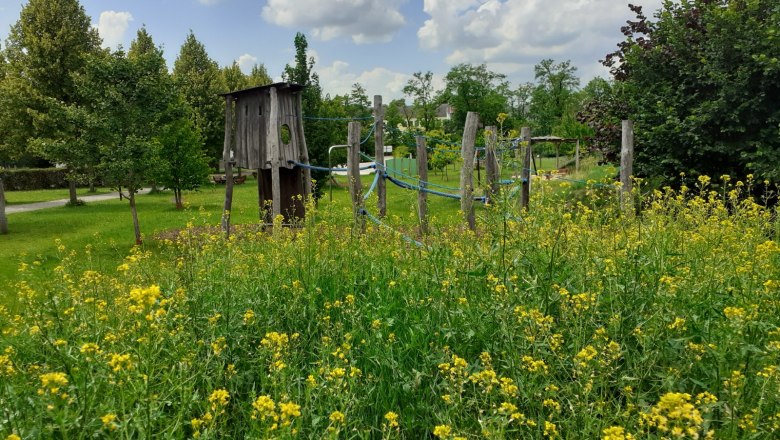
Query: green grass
1,173,778,438
0,158,605,295
4,187,113,205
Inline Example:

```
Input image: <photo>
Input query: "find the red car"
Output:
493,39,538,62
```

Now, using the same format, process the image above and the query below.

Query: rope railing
385,174,487,202
358,208,427,248
287,160,376,172
362,171,382,201
302,116,373,121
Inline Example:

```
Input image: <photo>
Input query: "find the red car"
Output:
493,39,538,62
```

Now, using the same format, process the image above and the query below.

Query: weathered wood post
575,139,580,174
221,95,234,236
296,92,312,199
520,127,532,211
485,125,500,203
460,112,479,230
373,95,386,217
416,135,428,235
347,121,365,230
0,173,7,234
621,120,634,207
268,87,282,220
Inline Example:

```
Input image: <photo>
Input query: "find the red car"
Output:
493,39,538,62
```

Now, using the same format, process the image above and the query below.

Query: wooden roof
220,82,305,98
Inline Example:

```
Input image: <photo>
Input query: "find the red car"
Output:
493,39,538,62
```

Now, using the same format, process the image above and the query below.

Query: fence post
520,127,532,211
575,139,580,174
373,95,386,217
485,125,499,203
221,95,234,236
416,135,428,235
268,86,282,220
621,120,634,207
348,121,365,231
460,112,479,230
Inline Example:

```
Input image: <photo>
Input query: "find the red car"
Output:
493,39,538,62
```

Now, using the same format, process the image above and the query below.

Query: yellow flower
101,413,118,431
384,411,399,428
6,434,22,440
602,426,635,440
279,401,301,419
208,389,230,410
107,353,133,372
433,424,452,438
39,372,68,393
329,411,346,424
251,395,276,420
80,343,101,355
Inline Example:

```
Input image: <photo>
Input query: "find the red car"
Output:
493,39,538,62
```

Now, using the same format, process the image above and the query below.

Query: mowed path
6,189,152,214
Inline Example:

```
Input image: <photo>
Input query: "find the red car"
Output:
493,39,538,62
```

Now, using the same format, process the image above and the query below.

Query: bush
1,168,69,191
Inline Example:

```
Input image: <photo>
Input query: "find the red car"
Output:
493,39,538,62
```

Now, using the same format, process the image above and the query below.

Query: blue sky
0,0,665,100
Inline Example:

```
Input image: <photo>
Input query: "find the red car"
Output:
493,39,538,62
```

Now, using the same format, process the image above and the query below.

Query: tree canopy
604,0,780,183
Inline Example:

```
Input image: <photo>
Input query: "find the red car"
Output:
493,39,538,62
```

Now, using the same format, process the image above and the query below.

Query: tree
529,59,579,135
173,32,225,168
439,64,510,132
221,61,247,93
74,46,172,244
155,110,210,209
283,33,330,197
248,64,272,87
403,71,437,132
603,1,780,183
2,0,102,204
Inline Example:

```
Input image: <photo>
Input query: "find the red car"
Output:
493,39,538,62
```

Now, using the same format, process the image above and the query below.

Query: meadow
1,168,779,439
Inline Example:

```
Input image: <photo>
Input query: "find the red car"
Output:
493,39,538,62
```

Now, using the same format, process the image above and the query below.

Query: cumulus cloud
418,0,665,80
262,0,406,44
96,11,133,49
318,60,410,100
236,53,258,73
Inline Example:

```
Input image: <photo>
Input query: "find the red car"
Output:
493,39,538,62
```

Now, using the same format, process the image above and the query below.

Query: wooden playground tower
219,83,312,234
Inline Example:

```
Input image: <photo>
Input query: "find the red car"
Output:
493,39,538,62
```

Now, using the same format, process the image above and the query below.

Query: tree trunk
0,176,8,235
129,191,142,245
68,179,78,205
175,189,183,210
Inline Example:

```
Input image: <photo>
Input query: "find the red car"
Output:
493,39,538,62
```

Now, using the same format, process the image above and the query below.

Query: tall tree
403,71,437,132
74,45,173,244
173,32,225,168
439,63,509,132
248,64,272,87
221,61,248,92
2,0,101,204
283,32,330,197
529,59,580,135
155,108,210,209
604,1,780,183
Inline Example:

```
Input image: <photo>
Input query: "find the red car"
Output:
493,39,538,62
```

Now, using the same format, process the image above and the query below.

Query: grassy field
3,187,113,205
17,160,780,439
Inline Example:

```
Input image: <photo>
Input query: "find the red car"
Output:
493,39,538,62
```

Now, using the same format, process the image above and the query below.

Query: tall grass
1,175,779,439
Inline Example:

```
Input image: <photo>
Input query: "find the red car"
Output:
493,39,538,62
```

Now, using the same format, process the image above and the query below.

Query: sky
0,0,665,101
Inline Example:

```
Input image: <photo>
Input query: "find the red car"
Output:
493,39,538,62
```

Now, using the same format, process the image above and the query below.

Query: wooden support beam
621,120,634,206
520,127,532,211
575,139,580,174
347,121,365,231
268,87,281,220
416,135,428,235
296,92,312,199
221,95,234,236
373,95,386,217
485,125,499,203
460,112,479,230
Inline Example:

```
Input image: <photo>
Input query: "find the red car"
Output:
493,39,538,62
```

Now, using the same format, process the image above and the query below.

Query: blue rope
385,174,486,202
362,171,381,201
360,122,377,145
359,208,427,248
304,116,373,121
359,152,463,191
288,161,375,172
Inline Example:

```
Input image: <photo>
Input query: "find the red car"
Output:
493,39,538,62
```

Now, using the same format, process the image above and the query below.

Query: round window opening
280,124,292,145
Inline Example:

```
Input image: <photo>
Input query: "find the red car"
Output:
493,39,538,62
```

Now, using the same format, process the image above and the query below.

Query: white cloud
318,60,410,100
236,53,258,73
96,11,133,49
198,0,222,4
262,0,406,44
418,0,665,81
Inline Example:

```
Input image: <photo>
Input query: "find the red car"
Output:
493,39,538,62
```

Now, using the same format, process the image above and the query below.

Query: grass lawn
4,187,113,205
0,156,608,296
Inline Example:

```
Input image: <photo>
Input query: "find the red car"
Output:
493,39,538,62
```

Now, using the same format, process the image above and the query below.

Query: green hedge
1,168,70,191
